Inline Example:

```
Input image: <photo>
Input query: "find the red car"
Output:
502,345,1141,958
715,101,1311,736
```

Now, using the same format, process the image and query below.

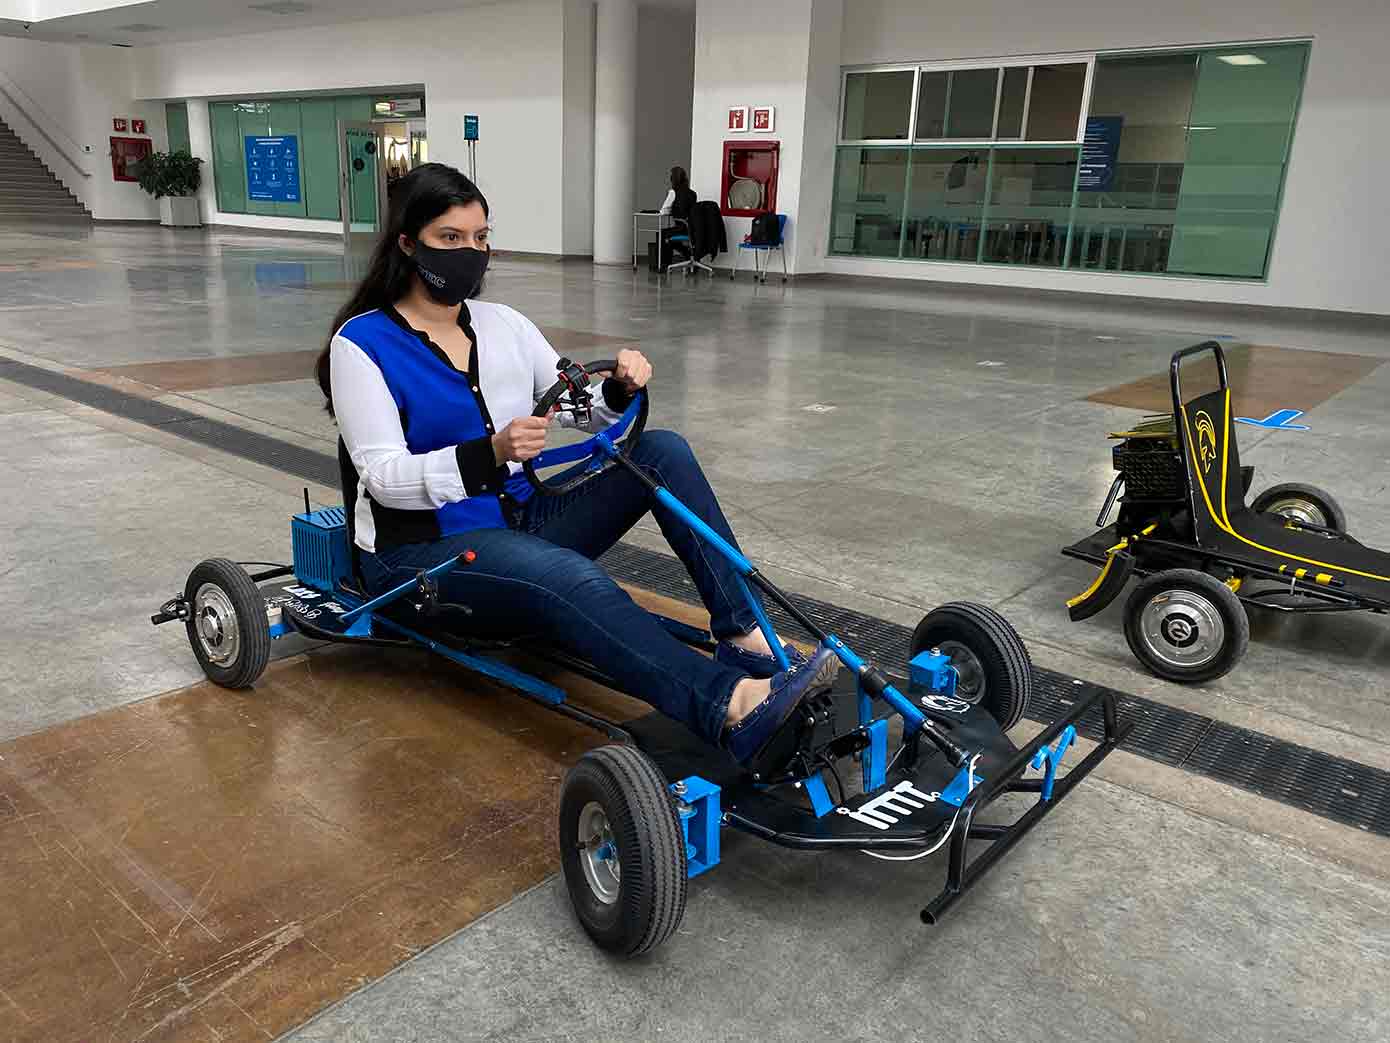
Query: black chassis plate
262,578,363,636
626,672,1028,851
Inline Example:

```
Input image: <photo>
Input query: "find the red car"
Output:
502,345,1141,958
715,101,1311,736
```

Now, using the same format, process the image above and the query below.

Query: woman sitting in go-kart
315,163,836,765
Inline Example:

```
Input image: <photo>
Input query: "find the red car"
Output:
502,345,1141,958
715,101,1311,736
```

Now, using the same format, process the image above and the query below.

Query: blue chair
732,214,787,283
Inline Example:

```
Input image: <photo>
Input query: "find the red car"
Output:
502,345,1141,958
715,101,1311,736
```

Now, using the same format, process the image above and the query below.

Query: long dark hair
669,165,689,192
315,162,490,414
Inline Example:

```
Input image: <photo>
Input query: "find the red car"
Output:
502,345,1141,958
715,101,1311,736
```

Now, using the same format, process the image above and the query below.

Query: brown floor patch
0,588,695,1042
538,326,638,356
1088,344,1383,418
90,350,323,393
86,328,637,393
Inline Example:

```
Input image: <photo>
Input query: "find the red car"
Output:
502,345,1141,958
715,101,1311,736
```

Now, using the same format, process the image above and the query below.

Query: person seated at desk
659,166,696,262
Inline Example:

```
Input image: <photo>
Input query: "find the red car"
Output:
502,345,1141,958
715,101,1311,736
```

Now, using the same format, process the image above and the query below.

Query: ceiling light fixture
1217,54,1266,66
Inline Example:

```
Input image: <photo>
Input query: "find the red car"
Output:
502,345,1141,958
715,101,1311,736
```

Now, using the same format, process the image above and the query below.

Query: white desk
632,211,673,269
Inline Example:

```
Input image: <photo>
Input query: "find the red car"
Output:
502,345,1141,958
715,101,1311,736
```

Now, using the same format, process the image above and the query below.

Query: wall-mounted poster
131,118,146,135
727,107,748,133
751,106,775,133
112,118,127,132
1079,116,1123,192
244,135,301,203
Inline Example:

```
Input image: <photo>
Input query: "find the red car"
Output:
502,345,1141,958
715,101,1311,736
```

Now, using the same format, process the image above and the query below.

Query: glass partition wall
830,42,1309,280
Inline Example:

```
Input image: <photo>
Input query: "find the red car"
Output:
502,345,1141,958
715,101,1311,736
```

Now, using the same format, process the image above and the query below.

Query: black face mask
411,242,489,306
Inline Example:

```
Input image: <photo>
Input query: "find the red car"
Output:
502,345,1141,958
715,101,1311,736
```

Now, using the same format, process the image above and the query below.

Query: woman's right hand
492,414,550,464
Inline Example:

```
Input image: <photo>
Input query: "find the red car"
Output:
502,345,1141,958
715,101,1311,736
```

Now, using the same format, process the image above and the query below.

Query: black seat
1178,387,1390,601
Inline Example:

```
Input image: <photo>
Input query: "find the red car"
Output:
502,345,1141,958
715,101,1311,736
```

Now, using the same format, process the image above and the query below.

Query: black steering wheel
522,357,648,497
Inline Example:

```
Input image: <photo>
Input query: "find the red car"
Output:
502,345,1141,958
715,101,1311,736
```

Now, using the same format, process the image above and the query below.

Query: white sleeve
511,311,626,433
331,335,488,509
658,189,676,215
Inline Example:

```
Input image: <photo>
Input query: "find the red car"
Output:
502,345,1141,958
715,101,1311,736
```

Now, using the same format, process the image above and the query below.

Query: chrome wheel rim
1267,496,1328,529
577,802,620,905
937,641,986,704
1139,590,1225,670
194,583,239,666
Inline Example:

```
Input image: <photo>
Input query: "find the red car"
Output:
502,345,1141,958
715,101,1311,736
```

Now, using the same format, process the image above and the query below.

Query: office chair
666,218,714,279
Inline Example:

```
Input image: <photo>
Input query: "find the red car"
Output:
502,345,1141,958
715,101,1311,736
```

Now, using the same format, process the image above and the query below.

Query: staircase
0,117,91,221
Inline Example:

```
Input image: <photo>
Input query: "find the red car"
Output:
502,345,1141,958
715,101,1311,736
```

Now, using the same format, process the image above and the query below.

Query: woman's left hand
611,349,652,391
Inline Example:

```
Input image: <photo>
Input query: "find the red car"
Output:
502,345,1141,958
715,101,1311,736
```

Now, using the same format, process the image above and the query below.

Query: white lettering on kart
264,592,321,620
843,780,942,830
919,693,971,715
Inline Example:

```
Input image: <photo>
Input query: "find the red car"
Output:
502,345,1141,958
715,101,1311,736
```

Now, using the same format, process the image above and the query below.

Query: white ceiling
0,0,690,47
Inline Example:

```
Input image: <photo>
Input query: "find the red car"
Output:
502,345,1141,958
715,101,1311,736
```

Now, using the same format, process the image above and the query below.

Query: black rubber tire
1122,568,1249,684
558,744,687,958
910,602,1033,731
183,558,271,689
1251,482,1346,533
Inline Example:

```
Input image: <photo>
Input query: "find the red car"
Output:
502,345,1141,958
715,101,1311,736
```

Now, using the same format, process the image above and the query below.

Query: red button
463,550,477,563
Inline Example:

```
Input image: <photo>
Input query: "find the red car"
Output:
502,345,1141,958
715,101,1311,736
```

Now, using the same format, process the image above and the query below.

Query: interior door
339,120,388,250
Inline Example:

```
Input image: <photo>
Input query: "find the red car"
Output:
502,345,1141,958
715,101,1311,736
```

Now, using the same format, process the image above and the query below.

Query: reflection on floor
1088,343,1384,417
82,329,636,395
0,590,675,1042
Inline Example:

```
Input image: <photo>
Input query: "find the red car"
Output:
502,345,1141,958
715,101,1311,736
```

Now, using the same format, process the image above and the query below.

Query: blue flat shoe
723,645,839,767
714,639,807,679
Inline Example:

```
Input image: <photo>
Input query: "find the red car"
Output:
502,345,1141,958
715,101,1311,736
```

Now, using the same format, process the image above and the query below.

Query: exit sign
463,114,479,141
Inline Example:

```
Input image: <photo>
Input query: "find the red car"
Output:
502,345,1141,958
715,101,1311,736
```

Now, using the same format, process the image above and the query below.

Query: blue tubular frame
736,575,792,672
339,551,473,626
825,635,927,734
376,616,570,706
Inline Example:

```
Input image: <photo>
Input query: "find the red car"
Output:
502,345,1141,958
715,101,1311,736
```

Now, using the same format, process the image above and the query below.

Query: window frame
838,53,1096,148
838,63,921,145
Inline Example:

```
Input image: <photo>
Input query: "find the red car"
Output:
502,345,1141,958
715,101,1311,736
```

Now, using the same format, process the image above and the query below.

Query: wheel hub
937,640,986,704
577,801,620,905
1268,497,1330,532
193,583,240,666
1140,591,1224,669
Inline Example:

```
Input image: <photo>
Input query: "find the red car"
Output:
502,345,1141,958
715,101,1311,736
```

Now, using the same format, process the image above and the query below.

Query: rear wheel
910,602,1032,730
558,744,686,957
183,558,271,688
1252,483,1346,533
1123,569,1248,683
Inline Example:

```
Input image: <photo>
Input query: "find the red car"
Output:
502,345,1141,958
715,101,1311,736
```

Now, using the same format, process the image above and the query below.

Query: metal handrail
0,75,92,180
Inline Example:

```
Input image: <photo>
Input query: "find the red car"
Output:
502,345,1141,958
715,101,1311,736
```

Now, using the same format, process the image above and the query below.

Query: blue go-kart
153,358,1126,957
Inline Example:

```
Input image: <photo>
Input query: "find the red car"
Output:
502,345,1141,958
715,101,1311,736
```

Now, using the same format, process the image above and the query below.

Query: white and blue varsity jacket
330,301,631,554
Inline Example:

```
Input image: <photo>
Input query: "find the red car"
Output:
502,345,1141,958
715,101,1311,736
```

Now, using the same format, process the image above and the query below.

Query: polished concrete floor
1,223,1388,1041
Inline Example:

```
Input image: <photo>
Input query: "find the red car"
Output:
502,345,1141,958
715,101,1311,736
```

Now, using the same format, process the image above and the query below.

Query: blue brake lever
1029,724,1077,802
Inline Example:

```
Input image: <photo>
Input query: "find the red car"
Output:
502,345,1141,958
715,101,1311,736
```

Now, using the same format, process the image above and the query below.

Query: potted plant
132,151,204,228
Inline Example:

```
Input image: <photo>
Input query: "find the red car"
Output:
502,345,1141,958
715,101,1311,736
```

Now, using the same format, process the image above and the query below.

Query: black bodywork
1065,341,1390,617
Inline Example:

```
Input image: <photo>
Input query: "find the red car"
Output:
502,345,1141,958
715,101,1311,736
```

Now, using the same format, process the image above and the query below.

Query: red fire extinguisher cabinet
721,140,779,218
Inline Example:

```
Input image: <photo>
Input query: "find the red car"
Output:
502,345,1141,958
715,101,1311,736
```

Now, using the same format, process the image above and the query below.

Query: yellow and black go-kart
1063,341,1390,683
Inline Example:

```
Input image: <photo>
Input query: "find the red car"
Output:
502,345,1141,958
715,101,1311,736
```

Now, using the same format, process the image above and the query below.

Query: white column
592,0,638,265
184,99,218,225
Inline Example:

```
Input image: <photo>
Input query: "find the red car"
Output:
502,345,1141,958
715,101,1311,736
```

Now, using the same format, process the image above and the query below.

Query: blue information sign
463,114,479,141
1078,116,1123,192
245,135,300,203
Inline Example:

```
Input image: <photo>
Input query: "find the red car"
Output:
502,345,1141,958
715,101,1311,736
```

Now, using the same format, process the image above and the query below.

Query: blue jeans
359,430,756,745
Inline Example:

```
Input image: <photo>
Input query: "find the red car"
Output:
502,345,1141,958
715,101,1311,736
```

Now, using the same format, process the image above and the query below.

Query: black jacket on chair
688,200,727,261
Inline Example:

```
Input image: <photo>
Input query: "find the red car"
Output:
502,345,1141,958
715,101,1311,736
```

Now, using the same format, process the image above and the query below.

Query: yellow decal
1193,410,1218,475
1180,389,1390,584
